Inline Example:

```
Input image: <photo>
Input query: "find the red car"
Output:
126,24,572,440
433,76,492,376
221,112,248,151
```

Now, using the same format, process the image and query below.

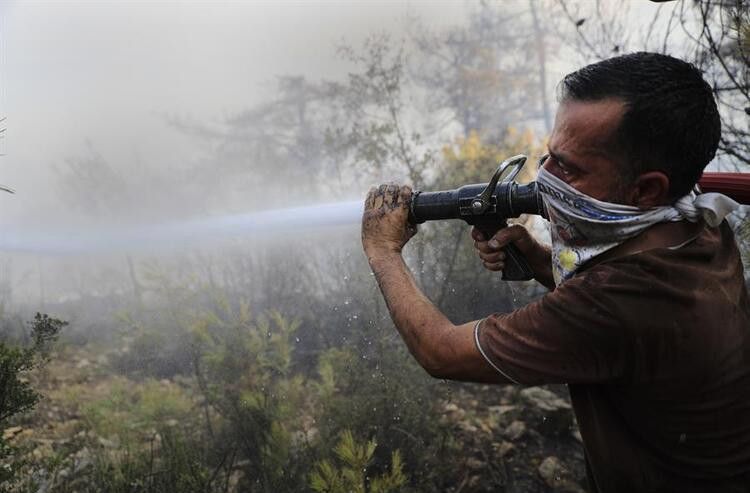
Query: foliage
0,313,65,487
70,427,225,493
310,430,406,493
411,1,556,135
314,342,460,491
0,313,65,423
187,302,312,491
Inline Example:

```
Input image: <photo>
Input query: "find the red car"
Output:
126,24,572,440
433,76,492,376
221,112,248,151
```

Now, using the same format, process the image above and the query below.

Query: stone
2,426,22,440
538,456,566,487
504,420,526,440
538,456,586,493
488,405,517,416
520,387,573,436
465,457,485,470
492,441,515,458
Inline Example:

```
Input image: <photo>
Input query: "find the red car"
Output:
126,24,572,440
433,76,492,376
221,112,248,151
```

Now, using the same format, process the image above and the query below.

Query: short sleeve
475,267,633,385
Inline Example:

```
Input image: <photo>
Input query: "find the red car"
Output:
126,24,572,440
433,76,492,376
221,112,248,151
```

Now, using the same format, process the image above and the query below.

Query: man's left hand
362,182,417,259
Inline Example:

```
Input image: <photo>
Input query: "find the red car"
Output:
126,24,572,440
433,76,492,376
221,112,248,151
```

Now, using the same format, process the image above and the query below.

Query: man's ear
631,171,671,209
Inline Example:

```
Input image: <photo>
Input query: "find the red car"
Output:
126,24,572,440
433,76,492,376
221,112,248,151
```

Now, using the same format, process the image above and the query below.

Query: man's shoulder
572,222,741,287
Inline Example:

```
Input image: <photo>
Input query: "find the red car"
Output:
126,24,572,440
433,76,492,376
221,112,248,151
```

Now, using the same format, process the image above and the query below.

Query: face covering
536,166,740,285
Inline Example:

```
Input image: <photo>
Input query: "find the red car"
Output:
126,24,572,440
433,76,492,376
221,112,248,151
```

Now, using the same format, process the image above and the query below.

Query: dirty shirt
475,222,750,492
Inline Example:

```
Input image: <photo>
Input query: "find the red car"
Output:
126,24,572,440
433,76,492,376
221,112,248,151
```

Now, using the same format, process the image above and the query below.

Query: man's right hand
471,225,555,289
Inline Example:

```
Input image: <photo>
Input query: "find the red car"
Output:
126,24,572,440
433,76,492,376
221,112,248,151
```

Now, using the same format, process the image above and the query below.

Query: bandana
536,167,740,285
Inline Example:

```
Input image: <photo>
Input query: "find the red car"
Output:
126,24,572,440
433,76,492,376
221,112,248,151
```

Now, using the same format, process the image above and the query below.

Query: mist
1,1,748,491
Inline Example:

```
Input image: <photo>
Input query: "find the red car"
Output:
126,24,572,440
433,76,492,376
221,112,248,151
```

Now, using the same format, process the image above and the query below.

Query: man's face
542,98,631,203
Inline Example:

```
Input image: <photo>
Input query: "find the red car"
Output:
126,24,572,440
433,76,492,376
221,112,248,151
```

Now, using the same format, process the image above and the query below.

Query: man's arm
361,183,511,384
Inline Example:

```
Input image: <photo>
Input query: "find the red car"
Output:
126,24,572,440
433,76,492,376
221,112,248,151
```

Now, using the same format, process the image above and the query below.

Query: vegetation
0,314,65,488
2,1,747,492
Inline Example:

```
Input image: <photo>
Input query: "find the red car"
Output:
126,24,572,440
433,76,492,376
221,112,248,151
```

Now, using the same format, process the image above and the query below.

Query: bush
0,313,65,488
314,338,461,491
310,430,406,493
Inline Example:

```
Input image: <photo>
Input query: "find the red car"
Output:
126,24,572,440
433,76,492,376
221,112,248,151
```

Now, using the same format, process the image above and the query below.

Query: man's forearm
368,251,454,373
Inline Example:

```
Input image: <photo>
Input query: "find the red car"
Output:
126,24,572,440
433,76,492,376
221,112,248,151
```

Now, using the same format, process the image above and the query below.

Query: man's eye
557,162,572,176
544,155,571,175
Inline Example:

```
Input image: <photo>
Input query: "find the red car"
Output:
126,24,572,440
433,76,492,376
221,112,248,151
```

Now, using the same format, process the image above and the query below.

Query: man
361,52,750,492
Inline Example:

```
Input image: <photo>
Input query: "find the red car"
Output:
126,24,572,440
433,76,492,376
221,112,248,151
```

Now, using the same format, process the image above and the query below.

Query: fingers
492,224,531,249
383,183,399,207
472,224,533,273
482,260,505,272
365,186,377,210
473,225,531,252
372,184,387,209
365,182,412,211
397,184,412,207
471,227,485,242
478,249,505,264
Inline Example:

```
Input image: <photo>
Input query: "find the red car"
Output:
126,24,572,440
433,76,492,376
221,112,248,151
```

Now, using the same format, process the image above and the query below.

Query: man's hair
560,52,721,199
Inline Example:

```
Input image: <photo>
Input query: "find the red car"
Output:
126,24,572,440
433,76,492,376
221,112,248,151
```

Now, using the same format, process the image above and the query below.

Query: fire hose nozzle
408,154,543,281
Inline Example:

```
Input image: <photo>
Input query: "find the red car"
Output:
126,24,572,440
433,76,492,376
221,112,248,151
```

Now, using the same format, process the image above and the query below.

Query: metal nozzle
469,155,527,215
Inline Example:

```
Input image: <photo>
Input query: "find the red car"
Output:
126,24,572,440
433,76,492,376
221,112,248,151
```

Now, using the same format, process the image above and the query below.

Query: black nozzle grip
476,224,535,281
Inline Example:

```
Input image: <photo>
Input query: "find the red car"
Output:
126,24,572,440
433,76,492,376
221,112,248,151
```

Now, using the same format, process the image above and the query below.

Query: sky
0,0,468,226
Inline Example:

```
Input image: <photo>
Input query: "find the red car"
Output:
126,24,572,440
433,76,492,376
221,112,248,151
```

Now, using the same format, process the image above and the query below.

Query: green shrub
310,430,406,493
0,313,65,488
190,305,312,491
315,339,461,491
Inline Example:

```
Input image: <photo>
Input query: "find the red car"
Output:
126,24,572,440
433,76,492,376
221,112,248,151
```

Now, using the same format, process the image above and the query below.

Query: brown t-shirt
475,222,750,492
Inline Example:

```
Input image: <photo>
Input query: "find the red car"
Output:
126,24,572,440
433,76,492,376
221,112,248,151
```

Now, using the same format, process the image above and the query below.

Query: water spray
0,158,747,260
0,201,363,254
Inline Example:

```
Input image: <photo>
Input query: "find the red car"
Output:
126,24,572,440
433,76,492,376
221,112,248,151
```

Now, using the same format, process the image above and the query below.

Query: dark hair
560,52,721,199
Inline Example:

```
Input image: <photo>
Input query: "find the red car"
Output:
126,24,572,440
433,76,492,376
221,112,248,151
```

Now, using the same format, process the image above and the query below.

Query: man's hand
471,225,555,289
362,183,417,259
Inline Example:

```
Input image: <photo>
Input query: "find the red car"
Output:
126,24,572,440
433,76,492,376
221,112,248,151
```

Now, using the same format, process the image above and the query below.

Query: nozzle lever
470,154,527,215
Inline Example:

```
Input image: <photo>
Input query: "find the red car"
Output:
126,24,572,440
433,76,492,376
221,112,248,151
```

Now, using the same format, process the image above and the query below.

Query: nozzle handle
475,223,535,281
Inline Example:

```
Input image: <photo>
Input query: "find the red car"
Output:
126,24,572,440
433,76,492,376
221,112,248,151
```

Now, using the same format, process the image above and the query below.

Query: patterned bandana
536,167,740,285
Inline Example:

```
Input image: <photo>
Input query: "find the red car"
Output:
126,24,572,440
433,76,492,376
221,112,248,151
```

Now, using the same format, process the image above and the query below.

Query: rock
459,422,479,434
465,457,485,470
76,358,90,369
443,402,466,420
538,456,565,487
97,435,120,449
74,447,93,474
488,405,517,416
492,441,515,458
520,387,573,436
504,420,526,440
2,426,23,440
538,456,586,492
